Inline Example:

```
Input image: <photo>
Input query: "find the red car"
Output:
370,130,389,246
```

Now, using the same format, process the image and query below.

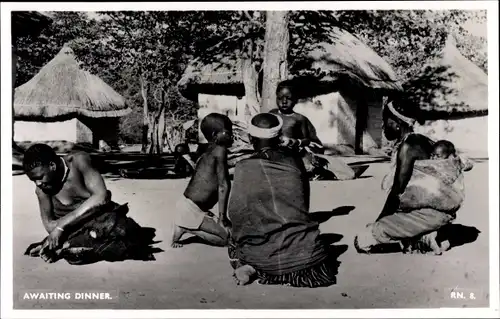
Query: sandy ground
12,159,489,309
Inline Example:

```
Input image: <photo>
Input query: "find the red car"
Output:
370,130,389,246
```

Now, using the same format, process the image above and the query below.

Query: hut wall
197,94,245,143
414,116,488,156
196,91,383,152
80,117,120,148
76,119,93,145
295,91,381,151
14,119,78,143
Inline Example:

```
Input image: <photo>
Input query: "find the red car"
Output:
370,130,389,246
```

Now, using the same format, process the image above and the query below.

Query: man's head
23,144,62,193
200,113,234,147
248,113,283,150
432,140,456,159
276,81,298,114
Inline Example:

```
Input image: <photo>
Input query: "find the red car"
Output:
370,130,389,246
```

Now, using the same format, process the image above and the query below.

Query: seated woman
23,144,157,265
227,113,337,287
354,102,473,255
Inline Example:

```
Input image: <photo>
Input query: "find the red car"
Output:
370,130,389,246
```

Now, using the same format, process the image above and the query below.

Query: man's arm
214,146,231,225
56,153,109,231
35,187,57,233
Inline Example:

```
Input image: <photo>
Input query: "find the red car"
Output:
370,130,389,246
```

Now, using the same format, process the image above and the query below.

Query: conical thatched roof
178,27,402,100
417,36,488,116
14,46,131,120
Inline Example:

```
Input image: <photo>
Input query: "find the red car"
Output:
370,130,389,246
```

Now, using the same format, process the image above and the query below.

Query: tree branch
243,11,264,28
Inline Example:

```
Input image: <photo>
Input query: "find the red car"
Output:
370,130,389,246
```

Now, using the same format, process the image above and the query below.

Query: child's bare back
170,113,233,248
184,144,226,212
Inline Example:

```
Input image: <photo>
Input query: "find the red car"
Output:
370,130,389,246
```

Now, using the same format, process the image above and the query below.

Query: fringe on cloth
228,239,336,288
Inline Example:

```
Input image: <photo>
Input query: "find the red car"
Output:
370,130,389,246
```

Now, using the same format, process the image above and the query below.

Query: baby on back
431,140,473,172
383,139,474,213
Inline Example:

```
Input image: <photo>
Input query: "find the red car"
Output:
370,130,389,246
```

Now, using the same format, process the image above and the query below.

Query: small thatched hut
413,36,488,156
14,45,131,148
178,27,403,154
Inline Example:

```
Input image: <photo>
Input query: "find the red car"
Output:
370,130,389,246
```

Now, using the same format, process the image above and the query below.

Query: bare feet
440,239,451,252
171,224,186,248
413,231,442,255
426,231,442,255
233,265,257,286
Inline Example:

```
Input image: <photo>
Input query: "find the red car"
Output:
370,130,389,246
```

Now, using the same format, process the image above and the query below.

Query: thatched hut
14,45,131,148
412,36,488,156
178,27,403,154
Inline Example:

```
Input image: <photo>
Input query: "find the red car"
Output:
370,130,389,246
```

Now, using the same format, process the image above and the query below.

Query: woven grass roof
418,36,488,115
178,27,402,99
14,46,131,120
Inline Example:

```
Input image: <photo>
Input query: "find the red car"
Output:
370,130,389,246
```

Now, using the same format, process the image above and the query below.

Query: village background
10,10,491,309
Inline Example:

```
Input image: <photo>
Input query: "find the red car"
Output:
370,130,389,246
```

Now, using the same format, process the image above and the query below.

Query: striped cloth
228,238,337,288
371,208,455,244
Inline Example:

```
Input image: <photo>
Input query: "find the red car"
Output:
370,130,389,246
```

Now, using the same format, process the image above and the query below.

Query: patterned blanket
25,195,157,265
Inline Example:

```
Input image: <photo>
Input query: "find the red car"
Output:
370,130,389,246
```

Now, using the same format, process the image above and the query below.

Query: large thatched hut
14,46,131,148
413,36,488,156
178,27,403,154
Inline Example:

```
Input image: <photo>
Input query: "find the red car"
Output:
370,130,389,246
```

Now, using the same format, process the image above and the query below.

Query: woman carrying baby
354,100,473,255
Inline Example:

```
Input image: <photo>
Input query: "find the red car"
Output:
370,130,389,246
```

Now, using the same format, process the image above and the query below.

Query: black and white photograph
1,1,499,318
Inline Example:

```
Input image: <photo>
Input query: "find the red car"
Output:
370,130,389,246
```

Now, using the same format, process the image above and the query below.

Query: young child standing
269,81,367,180
269,81,324,154
170,113,233,248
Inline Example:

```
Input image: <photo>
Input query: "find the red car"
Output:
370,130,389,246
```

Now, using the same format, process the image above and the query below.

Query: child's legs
189,216,229,246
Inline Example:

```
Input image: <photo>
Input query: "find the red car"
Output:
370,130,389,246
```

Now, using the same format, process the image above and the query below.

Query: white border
2,2,498,318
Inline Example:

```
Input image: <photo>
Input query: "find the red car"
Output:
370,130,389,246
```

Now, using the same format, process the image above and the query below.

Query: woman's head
382,101,415,141
248,113,283,150
276,81,298,114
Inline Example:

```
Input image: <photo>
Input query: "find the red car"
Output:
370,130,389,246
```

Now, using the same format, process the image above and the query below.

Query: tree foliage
15,10,487,149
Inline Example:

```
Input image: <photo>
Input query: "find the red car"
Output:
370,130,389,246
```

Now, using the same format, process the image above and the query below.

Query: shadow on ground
310,206,355,224
437,223,481,249
358,223,481,255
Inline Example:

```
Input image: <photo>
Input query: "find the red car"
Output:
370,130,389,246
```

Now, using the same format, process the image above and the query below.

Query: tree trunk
261,11,290,112
140,75,149,153
241,58,260,123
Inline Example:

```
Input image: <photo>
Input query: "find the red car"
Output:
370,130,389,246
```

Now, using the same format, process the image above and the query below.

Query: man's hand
45,227,64,251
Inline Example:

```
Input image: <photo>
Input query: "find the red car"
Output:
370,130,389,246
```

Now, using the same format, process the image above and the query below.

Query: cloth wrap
381,155,472,213
25,191,156,265
228,149,336,287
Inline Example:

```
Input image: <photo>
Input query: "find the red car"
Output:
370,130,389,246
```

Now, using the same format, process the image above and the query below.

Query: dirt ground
12,159,490,309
